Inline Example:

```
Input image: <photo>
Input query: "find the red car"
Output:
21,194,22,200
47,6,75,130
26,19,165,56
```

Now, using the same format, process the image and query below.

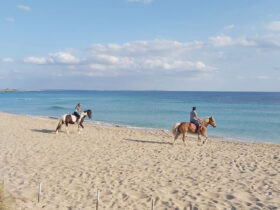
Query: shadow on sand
124,138,172,145
31,129,55,134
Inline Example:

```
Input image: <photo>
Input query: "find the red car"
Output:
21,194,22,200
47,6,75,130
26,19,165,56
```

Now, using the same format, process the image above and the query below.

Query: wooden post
38,182,42,203
189,203,192,210
151,198,154,210
96,189,100,210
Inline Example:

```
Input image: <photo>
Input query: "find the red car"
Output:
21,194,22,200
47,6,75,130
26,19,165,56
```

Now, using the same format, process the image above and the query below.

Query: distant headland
0,88,26,92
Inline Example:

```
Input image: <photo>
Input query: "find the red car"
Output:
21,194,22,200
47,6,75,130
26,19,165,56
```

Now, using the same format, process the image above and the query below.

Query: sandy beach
0,112,279,209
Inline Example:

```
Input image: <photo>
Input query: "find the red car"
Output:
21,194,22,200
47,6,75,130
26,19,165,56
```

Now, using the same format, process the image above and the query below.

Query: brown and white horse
55,110,92,134
172,116,216,145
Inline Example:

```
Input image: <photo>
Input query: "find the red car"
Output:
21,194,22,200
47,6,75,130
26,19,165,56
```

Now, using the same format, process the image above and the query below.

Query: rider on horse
73,103,82,122
190,106,201,133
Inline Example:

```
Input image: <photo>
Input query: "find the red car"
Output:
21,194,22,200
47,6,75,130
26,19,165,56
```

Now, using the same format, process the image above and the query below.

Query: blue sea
0,90,279,144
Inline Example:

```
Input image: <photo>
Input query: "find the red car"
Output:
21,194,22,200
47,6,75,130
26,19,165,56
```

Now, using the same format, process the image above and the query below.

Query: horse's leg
200,128,208,144
78,121,84,133
55,120,62,134
203,134,208,144
197,132,202,146
182,131,187,146
59,121,63,131
77,118,84,134
56,120,64,134
179,125,188,146
77,122,80,134
65,122,69,134
78,124,81,134
173,132,180,145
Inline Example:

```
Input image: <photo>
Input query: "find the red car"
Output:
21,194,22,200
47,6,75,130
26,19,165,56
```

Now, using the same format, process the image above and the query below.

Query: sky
1,0,280,91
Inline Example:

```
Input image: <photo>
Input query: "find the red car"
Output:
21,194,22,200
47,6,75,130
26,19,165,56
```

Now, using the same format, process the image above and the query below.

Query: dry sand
0,112,279,210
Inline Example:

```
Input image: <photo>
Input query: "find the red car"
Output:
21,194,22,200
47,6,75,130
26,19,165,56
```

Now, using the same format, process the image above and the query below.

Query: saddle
72,112,80,123
190,123,202,133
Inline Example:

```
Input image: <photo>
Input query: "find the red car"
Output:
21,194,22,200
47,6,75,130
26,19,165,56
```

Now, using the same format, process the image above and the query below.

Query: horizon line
1,88,279,93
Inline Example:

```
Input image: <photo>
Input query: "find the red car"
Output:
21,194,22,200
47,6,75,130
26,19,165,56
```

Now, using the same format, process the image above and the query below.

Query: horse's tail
172,122,181,136
55,119,64,133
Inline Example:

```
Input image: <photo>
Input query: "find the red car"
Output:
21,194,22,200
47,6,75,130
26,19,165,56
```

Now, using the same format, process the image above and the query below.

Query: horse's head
86,109,92,119
209,116,216,128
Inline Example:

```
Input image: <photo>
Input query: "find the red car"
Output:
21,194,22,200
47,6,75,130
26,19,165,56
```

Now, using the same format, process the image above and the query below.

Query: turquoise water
0,91,279,144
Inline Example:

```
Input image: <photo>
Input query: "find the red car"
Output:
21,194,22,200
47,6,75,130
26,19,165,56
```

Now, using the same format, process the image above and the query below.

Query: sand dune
0,112,279,209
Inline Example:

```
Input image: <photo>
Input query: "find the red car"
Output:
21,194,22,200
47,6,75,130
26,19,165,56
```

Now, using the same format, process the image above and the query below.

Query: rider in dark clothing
190,106,201,133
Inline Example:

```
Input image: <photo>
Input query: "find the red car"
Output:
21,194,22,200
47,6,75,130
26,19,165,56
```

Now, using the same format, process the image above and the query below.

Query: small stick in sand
96,189,100,210
38,182,42,203
2,178,4,193
151,198,154,210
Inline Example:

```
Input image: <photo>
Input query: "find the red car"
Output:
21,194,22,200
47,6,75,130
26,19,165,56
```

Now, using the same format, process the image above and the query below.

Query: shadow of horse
31,129,55,134
124,138,172,145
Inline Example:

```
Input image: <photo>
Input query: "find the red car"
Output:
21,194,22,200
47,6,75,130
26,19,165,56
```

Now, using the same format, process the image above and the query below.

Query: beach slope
0,112,279,209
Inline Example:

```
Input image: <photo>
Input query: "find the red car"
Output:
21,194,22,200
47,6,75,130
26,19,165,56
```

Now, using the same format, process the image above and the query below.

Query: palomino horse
172,116,216,145
55,110,92,134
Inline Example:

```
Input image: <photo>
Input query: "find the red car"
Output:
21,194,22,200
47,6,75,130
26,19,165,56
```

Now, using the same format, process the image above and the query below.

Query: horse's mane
83,109,91,112
203,116,215,124
203,116,210,123
83,109,92,119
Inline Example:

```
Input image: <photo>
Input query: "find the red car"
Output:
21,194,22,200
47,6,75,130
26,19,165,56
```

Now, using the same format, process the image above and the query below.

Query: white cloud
96,54,120,64
252,34,280,50
237,39,256,46
21,34,280,82
5,18,15,22
224,24,235,30
91,39,204,57
256,75,269,80
142,59,214,71
48,52,80,64
24,57,47,64
87,39,213,74
23,39,214,78
17,5,31,11
267,21,280,31
209,35,256,47
89,64,107,71
24,52,79,65
209,35,234,46
127,0,153,3
2,58,14,63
